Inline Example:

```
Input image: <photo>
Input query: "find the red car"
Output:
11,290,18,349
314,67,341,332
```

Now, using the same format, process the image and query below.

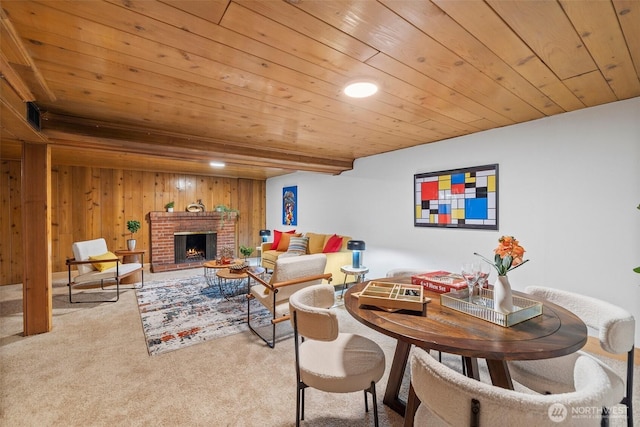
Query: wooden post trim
22,142,52,335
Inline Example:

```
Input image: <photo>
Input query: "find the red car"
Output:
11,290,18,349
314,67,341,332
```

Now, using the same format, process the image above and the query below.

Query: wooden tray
356,281,430,315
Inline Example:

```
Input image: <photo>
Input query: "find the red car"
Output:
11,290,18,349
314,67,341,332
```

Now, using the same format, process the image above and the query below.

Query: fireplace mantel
149,211,237,272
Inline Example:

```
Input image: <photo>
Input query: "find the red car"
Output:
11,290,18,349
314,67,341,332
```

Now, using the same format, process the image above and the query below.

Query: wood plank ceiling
1,0,639,180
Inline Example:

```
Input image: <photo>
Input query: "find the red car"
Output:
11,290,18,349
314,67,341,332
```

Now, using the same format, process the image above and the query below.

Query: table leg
383,340,411,416
120,254,142,286
204,268,227,298
403,383,419,427
485,359,513,389
340,275,348,299
463,356,480,381
204,268,215,287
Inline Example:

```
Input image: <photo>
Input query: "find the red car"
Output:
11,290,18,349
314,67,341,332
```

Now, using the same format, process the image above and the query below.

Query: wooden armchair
246,253,331,348
66,238,144,303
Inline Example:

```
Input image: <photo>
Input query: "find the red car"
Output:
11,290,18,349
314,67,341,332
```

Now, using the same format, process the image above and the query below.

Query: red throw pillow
323,234,343,253
272,229,296,250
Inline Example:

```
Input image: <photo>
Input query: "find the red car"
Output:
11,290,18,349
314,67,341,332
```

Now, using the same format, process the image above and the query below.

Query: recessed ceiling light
344,80,378,98
209,161,225,168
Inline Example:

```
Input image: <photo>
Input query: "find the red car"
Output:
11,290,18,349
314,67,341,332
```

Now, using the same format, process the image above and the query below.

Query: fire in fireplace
174,231,217,264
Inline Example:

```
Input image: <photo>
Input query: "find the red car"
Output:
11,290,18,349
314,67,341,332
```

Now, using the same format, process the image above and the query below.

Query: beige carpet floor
0,268,405,427
1,268,637,426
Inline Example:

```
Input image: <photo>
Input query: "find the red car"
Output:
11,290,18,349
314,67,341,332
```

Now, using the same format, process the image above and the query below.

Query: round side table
114,249,146,286
216,266,266,299
339,265,369,298
203,259,243,287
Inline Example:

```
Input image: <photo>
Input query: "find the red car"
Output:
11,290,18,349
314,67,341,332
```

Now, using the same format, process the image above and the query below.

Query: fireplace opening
174,232,217,264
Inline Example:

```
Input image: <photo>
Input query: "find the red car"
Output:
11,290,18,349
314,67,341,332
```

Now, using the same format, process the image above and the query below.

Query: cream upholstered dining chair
246,253,331,348
289,284,386,427
66,238,143,303
408,347,612,427
507,286,635,427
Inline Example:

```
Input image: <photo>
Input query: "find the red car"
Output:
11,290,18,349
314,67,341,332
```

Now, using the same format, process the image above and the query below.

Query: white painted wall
266,98,640,342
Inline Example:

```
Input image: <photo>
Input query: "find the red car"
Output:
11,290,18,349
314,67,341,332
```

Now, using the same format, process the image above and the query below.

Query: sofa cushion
88,251,118,272
287,236,309,255
272,229,296,249
323,234,344,253
306,232,327,254
73,262,142,284
276,232,301,251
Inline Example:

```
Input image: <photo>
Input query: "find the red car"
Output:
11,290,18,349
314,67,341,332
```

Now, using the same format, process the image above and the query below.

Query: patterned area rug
136,275,270,356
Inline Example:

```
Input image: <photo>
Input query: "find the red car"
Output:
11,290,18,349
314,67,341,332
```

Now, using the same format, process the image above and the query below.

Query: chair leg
363,381,379,427
69,279,119,303
246,295,276,348
296,383,304,427
623,347,633,427
601,407,609,427
370,381,379,427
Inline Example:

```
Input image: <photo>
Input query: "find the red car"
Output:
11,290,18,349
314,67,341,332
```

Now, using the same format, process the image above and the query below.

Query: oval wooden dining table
344,278,588,418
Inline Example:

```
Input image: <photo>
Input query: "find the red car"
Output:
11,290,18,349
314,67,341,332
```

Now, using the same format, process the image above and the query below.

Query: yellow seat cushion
88,251,118,271
306,232,328,254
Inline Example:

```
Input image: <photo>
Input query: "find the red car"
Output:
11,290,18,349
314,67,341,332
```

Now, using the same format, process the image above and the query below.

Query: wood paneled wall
0,159,266,285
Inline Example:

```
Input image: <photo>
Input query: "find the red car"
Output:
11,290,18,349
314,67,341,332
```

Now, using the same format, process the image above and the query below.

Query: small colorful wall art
414,164,498,230
283,186,297,226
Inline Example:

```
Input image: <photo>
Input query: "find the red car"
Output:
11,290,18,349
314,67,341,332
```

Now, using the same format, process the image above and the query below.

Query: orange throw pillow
276,232,302,251
272,229,296,249
322,234,343,253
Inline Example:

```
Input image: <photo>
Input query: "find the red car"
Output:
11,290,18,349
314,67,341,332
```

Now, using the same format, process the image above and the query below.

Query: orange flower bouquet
474,236,529,276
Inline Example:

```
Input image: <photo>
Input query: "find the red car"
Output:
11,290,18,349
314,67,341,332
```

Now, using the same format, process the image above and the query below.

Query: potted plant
165,201,175,212
240,245,254,261
213,204,240,227
126,219,141,250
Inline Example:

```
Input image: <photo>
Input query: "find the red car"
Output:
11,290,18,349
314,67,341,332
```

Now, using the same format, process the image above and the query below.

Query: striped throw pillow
287,236,309,255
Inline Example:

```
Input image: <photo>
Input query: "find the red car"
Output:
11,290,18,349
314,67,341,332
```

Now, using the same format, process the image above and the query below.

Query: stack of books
411,271,467,294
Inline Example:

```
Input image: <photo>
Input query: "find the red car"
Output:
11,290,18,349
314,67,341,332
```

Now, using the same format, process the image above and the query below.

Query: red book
411,271,467,294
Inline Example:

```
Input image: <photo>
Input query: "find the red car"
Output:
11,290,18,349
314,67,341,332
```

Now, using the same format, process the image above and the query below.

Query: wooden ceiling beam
0,8,55,101
0,79,47,143
42,113,353,175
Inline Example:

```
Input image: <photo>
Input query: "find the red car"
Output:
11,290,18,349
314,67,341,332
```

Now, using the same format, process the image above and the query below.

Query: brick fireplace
149,211,237,272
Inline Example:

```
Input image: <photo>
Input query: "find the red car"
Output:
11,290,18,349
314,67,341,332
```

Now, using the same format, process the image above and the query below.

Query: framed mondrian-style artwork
414,164,498,230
